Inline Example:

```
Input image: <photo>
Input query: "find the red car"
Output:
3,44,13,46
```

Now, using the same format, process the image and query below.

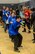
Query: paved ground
0,26,35,54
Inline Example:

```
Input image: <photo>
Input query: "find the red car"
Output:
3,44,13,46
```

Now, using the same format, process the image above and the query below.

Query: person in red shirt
22,7,31,33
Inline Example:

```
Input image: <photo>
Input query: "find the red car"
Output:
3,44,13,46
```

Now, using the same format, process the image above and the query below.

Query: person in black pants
26,18,31,33
8,15,23,52
9,33,22,51
22,18,31,33
31,8,35,43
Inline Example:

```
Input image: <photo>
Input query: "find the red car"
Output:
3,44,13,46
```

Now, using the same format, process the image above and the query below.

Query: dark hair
16,15,21,19
31,8,35,11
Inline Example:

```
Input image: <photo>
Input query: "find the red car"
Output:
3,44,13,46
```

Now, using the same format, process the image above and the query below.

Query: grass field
0,26,35,54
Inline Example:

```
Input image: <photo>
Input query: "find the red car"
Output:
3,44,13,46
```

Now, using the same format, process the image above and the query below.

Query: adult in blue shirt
8,15,23,52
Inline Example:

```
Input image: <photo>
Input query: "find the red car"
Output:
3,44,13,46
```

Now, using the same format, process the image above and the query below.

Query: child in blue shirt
4,7,10,32
8,15,22,52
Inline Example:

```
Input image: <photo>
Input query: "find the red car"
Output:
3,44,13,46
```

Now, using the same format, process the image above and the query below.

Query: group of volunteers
1,6,35,52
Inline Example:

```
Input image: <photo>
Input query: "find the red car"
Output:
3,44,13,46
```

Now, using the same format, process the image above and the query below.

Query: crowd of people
0,6,35,52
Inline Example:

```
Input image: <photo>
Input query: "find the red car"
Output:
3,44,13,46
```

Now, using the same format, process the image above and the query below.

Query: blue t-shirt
8,15,16,24
2,10,10,22
2,10,6,22
8,15,16,29
5,10,10,20
8,20,20,36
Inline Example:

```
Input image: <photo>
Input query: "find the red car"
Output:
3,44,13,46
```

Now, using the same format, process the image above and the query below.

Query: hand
10,22,13,24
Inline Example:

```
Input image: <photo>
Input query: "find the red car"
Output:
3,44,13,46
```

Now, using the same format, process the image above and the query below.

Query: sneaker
14,48,20,52
33,40,35,43
17,45,23,47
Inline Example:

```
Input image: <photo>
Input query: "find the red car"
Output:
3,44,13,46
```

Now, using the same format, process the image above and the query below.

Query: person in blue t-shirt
5,7,10,21
2,6,6,22
8,12,16,24
8,15,23,52
4,7,10,32
2,6,6,27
